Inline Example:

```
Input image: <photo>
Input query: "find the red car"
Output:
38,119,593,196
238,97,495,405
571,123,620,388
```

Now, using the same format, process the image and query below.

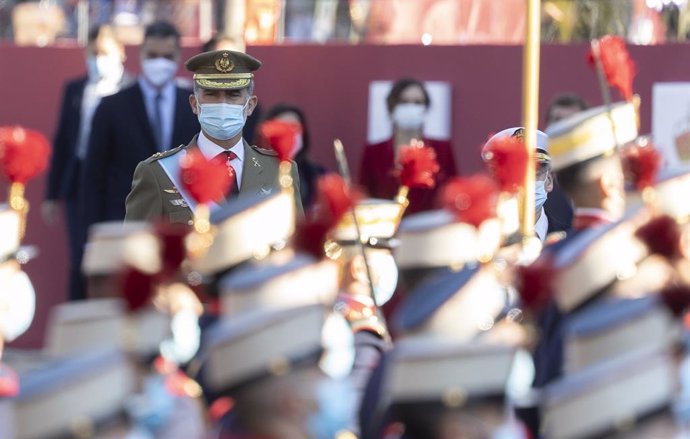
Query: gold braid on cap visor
193,73,253,89
535,152,550,163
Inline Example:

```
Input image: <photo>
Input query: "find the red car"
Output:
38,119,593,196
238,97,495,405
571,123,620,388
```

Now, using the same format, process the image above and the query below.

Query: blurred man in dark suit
81,21,200,245
43,24,132,301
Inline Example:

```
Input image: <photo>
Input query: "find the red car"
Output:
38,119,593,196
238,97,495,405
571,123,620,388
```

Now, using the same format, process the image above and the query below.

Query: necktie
216,150,239,198
153,92,164,151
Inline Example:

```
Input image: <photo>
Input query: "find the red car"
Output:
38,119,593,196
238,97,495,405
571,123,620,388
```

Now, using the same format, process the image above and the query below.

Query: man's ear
598,171,617,198
246,95,258,117
189,94,198,115
545,172,554,192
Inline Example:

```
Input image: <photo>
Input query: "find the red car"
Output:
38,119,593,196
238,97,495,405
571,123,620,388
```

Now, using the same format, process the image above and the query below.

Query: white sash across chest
157,150,222,214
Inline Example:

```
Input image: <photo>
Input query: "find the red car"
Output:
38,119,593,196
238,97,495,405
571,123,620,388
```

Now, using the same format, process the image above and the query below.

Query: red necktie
215,150,239,198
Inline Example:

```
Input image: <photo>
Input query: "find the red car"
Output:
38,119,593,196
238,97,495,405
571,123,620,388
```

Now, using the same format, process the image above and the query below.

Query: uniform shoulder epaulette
145,144,187,163
250,144,278,157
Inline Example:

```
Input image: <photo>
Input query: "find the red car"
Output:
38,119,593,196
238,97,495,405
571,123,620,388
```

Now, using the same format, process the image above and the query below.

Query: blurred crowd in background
3,0,690,47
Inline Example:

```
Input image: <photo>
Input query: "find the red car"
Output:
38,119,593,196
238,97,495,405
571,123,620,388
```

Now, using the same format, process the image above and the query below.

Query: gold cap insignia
511,127,525,140
215,52,234,73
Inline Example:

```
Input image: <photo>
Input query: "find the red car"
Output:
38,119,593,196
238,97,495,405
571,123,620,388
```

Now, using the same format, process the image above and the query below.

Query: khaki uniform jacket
124,136,303,224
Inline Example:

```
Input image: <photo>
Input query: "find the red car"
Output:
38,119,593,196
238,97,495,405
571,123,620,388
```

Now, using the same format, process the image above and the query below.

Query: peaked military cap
197,305,354,395
330,198,405,249
388,339,517,405
190,191,295,276
392,264,508,341
549,207,648,312
219,251,339,317
484,127,551,163
81,221,156,276
545,101,638,171
563,296,673,374
185,49,262,90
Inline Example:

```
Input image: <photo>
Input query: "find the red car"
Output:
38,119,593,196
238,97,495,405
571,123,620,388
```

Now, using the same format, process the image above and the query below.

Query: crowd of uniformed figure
2,18,690,439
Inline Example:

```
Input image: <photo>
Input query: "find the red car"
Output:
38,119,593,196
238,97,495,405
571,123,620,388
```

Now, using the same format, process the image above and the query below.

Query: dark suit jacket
46,77,88,201
545,183,574,234
81,81,200,231
46,74,133,201
359,138,458,214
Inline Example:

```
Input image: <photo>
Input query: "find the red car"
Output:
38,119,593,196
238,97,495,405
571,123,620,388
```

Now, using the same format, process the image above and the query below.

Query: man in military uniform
125,49,302,224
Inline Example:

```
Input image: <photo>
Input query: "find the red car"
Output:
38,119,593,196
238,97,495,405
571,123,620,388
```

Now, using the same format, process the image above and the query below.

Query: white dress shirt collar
137,76,175,100
535,207,549,242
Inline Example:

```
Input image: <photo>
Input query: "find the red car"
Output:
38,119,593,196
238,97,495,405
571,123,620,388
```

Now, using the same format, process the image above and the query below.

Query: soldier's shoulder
144,144,188,163
250,144,278,157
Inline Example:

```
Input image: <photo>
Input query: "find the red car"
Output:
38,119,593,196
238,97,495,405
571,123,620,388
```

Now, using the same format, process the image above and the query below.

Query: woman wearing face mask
258,104,327,210
359,78,458,214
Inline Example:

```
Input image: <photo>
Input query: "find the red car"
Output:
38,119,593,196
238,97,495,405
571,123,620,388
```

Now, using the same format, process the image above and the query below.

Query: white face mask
535,180,548,212
141,57,178,87
392,103,426,130
293,134,304,155
197,100,248,140
94,54,123,82
0,267,35,342
368,250,398,306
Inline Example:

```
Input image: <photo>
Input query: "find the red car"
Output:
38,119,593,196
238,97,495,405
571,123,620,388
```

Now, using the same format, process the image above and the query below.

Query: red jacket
358,138,457,214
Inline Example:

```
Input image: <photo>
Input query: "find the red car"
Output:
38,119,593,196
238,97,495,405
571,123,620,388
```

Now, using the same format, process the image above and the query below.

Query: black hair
261,103,311,160
386,78,431,114
202,33,231,53
87,24,107,44
144,21,181,45
545,93,588,125
555,154,605,197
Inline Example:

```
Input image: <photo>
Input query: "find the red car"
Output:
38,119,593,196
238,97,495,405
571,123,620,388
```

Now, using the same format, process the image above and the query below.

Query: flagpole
519,0,541,241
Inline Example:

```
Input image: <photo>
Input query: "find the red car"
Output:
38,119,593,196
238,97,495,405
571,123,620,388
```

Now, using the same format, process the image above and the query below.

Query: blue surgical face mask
535,180,548,212
197,100,248,140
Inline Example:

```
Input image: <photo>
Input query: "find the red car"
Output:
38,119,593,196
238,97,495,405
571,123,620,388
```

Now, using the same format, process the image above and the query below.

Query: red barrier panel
1,42,689,347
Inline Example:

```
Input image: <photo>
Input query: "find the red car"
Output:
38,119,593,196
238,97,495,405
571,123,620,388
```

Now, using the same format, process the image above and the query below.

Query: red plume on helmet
481,135,528,193
294,174,359,258
635,215,683,260
0,126,51,184
258,119,302,162
120,221,192,312
620,141,662,191
439,175,499,228
121,267,156,313
517,255,555,313
180,149,233,204
659,283,690,317
155,222,190,278
588,35,636,101
314,174,358,228
396,144,440,189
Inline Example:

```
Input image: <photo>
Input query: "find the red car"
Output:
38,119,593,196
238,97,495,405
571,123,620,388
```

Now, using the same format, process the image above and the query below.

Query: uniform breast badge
252,157,261,168
169,199,188,207
164,188,179,194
